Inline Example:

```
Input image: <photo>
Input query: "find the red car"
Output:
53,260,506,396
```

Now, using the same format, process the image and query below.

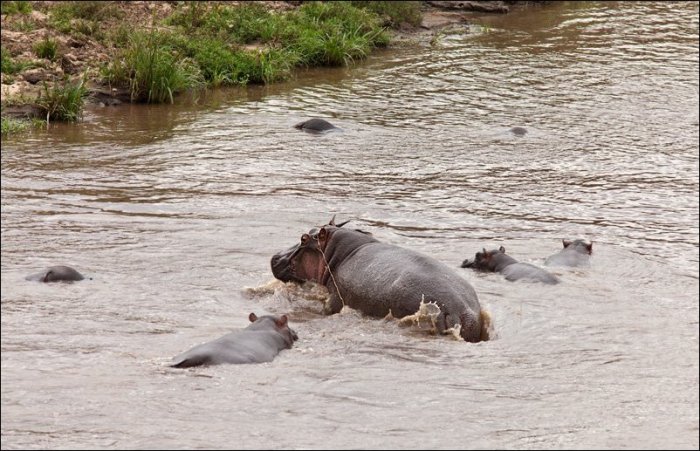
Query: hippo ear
318,227,328,241
328,215,349,228
499,246,506,253
586,242,593,254
563,239,571,248
275,315,288,328
249,312,258,323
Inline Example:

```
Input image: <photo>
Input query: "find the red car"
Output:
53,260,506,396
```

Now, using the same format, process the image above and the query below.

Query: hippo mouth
271,245,305,283
460,258,475,268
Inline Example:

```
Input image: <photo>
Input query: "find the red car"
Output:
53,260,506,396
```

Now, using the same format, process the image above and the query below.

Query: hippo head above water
562,239,593,254
461,246,509,272
544,239,593,267
271,216,371,285
461,245,560,284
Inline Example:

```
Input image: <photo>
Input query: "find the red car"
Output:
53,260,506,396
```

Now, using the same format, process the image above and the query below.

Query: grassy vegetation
1,47,33,74
102,30,205,103
0,1,32,15
0,116,44,136
103,1,394,101
4,1,424,122
1,116,29,135
48,1,122,40
112,0,394,99
35,75,89,123
351,1,423,28
33,37,59,61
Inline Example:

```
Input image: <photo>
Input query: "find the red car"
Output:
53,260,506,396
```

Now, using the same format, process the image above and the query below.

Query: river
2,1,698,449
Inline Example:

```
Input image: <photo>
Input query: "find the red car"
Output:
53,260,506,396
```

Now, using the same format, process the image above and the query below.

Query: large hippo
171,313,298,368
461,246,560,285
294,118,339,133
25,265,85,282
545,239,592,267
271,218,486,343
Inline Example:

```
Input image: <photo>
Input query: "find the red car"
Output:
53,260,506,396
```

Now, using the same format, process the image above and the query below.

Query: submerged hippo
545,239,592,267
510,126,528,136
461,246,560,285
171,313,298,368
271,218,486,343
25,265,85,282
294,118,339,133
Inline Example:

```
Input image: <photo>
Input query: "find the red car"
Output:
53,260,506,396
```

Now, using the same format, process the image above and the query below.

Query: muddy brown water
2,2,698,449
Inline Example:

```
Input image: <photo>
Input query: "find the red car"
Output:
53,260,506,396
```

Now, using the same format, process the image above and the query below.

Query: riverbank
1,1,533,135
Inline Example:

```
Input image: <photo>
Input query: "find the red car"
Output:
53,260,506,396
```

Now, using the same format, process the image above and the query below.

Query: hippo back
294,118,338,133
171,315,297,368
171,330,288,368
25,265,85,282
545,240,592,267
333,242,482,341
501,262,560,284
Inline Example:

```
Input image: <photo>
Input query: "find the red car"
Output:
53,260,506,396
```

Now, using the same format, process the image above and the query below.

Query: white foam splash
395,295,463,340
244,279,329,302
397,295,441,332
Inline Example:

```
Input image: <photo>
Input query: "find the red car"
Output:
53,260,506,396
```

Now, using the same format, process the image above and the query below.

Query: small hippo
461,246,560,285
25,265,85,282
170,313,298,368
294,118,339,133
510,126,528,136
545,239,592,267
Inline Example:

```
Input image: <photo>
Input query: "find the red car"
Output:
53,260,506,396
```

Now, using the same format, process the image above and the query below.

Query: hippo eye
300,234,310,245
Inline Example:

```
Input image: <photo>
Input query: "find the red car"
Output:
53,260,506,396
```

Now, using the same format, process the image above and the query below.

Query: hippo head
461,246,507,272
563,239,593,255
271,216,373,285
248,312,299,347
271,217,347,284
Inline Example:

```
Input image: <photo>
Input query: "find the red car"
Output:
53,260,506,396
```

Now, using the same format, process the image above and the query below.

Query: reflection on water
2,2,698,449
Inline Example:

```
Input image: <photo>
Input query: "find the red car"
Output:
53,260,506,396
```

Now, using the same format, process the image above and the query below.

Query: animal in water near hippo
461,246,560,285
25,265,85,282
171,313,298,368
271,217,488,343
294,118,339,133
545,239,593,267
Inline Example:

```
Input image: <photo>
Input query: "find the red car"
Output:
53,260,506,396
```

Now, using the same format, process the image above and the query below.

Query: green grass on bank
3,0,423,126
1,116,30,135
36,75,89,123
47,1,123,42
1,76,89,135
351,1,422,28
103,1,408,103
33,37,59,61
1,46,33,74
0,1,32,16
